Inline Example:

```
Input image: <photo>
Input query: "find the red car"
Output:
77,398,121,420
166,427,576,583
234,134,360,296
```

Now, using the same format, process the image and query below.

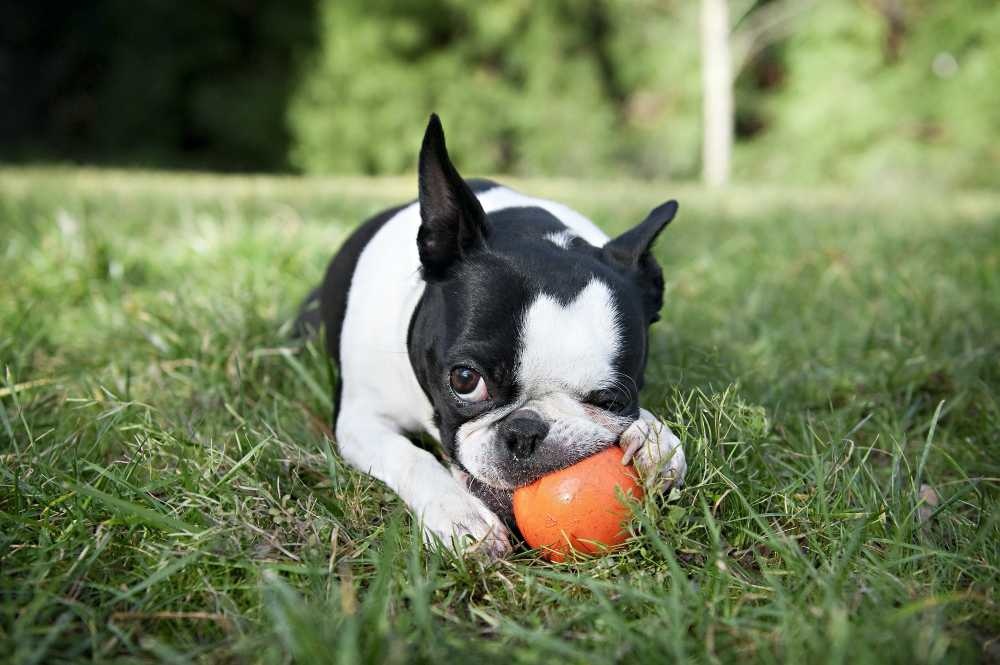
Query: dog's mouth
454,396,635,492
460,430,624,491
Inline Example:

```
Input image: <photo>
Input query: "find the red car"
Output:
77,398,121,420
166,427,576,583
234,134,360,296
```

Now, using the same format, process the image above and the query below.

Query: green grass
1,168,998,664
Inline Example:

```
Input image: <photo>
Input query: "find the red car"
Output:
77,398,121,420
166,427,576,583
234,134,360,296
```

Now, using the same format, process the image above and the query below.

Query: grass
1,167,998,664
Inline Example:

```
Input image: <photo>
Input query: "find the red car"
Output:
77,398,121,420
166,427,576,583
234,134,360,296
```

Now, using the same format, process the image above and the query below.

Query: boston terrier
296,115,686,557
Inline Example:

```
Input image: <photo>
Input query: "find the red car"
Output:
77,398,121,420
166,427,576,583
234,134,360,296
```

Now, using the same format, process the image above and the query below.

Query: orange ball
513,447,643,562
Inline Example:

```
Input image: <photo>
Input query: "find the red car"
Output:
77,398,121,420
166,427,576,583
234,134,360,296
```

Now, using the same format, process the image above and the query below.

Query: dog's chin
465,465,517,492
460,453,552,491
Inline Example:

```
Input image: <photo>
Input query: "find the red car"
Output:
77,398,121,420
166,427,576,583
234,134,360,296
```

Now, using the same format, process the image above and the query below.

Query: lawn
1,168,998,664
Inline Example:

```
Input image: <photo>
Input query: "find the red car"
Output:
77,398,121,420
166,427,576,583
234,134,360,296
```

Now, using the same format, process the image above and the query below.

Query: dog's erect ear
602,200,678,323
603,200,677,269
417,114,489,277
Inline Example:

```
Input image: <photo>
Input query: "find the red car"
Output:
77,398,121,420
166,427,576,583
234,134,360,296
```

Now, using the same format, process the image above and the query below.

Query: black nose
502,412,549,459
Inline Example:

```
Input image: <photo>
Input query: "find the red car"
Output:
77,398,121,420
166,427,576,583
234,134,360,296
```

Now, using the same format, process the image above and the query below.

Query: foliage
2,169,998,663
288,0,628,176
735,0,1000,188
289,0,1000,187
4,1,997,186
286,0,707,178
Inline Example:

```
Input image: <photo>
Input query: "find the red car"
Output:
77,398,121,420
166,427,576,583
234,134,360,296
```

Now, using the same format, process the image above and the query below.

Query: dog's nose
502,412,549,459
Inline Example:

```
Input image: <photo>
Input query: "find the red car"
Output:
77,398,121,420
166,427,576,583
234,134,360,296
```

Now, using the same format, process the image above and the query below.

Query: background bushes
2,0,998,186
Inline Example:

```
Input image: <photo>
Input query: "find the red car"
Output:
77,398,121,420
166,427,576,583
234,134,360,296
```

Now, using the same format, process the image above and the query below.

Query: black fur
417,114,492,279
603,200,677,323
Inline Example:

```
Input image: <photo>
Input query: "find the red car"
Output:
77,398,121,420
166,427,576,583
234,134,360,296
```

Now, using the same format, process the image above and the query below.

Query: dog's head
411,115,677,491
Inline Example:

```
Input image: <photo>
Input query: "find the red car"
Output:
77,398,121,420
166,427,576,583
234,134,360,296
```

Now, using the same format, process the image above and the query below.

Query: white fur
619,408,687,490
337,201,432,431
516,279,623,397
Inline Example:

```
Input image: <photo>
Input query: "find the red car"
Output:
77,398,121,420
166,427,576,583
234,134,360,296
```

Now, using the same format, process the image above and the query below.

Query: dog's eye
449,367,489,402
588,391,626,413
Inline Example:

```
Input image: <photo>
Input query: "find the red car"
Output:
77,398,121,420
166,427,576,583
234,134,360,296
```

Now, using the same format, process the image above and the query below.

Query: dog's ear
417,114,489,278
603,200,677,269
603,200,678,323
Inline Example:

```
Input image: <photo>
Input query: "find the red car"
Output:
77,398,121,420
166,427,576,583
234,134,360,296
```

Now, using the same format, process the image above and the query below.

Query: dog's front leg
619,407,687,492
336,411,512,558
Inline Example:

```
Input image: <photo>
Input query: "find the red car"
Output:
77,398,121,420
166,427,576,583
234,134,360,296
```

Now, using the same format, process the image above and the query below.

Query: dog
296,115,686,557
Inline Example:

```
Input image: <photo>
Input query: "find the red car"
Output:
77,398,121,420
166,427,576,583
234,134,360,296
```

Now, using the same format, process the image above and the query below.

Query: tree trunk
701,0,733,186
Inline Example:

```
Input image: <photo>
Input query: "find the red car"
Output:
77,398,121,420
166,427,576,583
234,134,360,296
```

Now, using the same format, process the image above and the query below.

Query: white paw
418,485,512,559
619,408,687,493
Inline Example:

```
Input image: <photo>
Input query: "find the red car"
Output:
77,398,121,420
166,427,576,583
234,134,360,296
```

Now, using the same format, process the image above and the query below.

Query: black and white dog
298,115,685,557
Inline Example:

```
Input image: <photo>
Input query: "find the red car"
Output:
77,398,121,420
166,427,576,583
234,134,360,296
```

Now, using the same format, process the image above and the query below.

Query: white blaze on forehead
516,279,622,396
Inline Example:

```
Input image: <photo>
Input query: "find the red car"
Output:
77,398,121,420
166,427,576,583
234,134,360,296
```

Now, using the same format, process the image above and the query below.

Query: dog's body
300,116,685,556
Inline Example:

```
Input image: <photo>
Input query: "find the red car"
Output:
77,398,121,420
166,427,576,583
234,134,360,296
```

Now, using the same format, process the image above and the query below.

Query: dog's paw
419,486,512,559
619,408,687,493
